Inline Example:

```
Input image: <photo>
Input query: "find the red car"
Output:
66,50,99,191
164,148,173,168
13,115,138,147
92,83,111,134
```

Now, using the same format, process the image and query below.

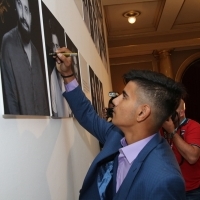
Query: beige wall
110,49,200,93
110,54,158,93
0,0,111,199
111,62,153,93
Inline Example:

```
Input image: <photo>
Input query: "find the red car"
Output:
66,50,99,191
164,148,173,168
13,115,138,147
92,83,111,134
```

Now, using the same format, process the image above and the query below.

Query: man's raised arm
55,47,113,145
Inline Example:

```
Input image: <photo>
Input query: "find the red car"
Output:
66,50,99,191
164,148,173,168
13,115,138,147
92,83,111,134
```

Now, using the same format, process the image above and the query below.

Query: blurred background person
100,91,118,150
162,99,200,199
103,91,119,122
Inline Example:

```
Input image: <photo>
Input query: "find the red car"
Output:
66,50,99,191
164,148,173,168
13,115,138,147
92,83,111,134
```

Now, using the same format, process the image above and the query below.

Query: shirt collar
180,118,187,125
119,134,156,164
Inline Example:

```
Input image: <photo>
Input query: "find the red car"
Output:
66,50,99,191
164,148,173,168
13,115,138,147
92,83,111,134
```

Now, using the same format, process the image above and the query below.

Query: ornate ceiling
102,0,200,63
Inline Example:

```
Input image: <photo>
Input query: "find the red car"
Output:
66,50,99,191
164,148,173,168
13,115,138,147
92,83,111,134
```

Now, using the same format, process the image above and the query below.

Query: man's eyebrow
122,90,128,97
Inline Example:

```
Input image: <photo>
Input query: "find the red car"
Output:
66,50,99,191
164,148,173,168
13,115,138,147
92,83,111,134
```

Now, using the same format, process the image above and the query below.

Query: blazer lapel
96,128,123,163
113,160,143,200
81,130,123,193
114,133,161,199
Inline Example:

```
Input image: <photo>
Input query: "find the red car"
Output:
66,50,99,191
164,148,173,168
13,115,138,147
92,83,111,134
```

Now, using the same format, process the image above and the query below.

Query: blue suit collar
113,133,161,199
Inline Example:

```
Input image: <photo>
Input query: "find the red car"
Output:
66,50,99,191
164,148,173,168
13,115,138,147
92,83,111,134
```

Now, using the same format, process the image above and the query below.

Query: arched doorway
181,58,200,123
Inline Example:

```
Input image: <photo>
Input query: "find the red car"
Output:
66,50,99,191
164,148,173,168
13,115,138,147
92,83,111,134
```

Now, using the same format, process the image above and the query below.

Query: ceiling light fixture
123,11,140,24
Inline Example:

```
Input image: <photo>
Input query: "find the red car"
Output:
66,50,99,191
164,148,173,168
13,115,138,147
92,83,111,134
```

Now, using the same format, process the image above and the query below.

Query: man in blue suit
56,47,186,199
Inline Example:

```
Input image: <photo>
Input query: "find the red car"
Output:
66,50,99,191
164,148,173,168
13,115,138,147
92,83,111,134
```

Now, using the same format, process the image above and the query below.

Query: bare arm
162,119,200,164
172,134,200,164
56,47,115,144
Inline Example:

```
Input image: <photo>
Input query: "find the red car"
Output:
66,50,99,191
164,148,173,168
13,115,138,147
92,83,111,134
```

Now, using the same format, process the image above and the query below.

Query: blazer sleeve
63,86,115,144
149,175,186,200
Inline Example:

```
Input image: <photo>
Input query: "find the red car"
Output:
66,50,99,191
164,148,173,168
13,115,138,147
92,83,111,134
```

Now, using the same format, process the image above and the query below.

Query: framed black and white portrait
41,1,73,118
0,0,50,116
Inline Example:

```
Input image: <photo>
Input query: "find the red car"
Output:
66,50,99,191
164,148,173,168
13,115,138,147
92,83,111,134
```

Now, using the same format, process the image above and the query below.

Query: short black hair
123,70,186,127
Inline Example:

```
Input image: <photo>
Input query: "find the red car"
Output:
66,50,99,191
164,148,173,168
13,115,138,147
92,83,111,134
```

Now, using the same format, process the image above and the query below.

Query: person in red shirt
162,99,200,199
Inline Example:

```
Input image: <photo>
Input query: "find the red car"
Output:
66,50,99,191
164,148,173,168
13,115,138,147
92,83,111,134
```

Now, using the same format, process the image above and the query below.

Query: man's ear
137,105,151,122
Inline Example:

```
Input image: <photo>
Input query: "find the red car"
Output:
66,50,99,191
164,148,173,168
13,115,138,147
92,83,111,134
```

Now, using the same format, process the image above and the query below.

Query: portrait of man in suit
0,0,49,115
42,2,72,118
65,32,82,88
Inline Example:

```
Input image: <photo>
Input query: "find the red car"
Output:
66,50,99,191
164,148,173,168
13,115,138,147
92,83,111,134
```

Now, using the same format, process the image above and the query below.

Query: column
157,50,174,79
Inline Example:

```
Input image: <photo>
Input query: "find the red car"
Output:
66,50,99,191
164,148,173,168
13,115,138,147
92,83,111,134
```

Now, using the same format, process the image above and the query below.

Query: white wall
0,0,112,199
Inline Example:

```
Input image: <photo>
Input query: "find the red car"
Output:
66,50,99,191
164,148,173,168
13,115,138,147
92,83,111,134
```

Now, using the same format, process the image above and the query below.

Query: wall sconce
123,11,140,24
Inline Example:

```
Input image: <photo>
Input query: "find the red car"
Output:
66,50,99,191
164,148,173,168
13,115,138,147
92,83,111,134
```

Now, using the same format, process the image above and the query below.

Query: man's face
112,81,139,128
15,0,31,34
52,34,60,52
176,99,185,120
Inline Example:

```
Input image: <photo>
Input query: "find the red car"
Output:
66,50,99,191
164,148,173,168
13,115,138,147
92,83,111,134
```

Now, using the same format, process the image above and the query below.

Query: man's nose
21,6,28,19
112,95,122,106
21,6,25,18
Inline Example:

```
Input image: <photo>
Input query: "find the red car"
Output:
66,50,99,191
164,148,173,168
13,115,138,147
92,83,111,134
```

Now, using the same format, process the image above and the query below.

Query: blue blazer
63,86,186,200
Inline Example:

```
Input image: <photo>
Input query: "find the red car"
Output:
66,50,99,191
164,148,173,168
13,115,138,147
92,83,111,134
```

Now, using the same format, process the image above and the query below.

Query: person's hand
55,47,73,76
162,117,175,134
